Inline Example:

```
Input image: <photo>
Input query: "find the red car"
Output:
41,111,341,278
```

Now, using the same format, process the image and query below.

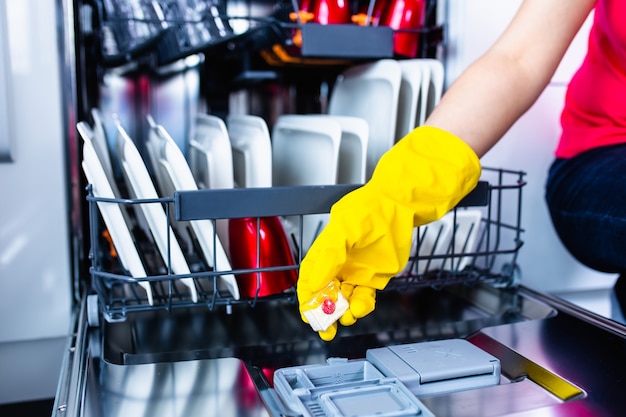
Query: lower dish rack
86,167,526,324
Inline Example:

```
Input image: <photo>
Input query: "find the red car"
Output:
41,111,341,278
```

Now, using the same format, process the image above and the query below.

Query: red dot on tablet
322,298,336,315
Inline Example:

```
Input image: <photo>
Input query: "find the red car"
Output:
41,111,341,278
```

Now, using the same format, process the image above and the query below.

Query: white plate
441,209,483,272
226,114,273,188
328,59,402,180
303,115,369,185
90,108,117,188
146,115,196,253
272,114,342,187
87,111,156,246
401,209,483,276
189,114,235,190
417,60,431,126
78,116,146,260
400,58,445,127
329,115,369,185
79,115,140,235
188,113,235,253
396,60,423,141
401,215,453,276
151,122,240,300
424,58,444,119
145,114,176,197
272,114,343,252
81,136,154,305
78,120,124,208
116,122,199,303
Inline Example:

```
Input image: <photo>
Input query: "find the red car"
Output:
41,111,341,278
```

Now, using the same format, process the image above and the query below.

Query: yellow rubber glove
297,126,481,341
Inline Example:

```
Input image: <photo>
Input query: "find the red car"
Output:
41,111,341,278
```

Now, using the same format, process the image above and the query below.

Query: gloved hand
297,126,481,341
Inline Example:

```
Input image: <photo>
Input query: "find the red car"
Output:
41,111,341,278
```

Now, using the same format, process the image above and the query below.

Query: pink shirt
557,0,626,158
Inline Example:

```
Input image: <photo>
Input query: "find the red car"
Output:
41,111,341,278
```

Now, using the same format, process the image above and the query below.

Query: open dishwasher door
54,283,626,416
52,173,626,417
53,2,626,415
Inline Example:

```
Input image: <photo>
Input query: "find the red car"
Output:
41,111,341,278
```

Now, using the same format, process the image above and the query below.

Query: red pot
379,0,426,57
228,216,298,298
304,0,352,25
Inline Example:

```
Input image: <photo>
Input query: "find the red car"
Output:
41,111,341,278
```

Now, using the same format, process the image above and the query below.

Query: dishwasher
53,1,626,416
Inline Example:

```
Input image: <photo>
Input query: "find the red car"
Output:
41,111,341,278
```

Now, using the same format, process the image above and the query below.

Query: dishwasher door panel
83,356,267,417
56,282,566,417
56,284,626,417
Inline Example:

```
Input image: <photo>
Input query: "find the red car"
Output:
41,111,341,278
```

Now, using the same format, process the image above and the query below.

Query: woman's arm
426,0,596,157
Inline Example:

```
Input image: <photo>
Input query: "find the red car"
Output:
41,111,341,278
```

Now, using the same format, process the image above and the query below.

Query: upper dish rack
88,0,443,68
86,167,526,325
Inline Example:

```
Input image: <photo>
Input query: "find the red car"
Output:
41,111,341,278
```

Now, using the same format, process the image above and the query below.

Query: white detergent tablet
303,292,349,332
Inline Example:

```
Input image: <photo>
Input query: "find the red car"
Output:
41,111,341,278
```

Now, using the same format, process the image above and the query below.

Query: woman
297,0,626,341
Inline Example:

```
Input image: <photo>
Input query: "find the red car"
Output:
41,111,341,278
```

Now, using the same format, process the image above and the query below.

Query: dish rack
86,167,525,325
90,0,443,68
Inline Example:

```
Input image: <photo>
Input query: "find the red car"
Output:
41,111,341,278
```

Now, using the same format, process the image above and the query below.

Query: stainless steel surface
419,378,563,417
54,283,626,416
85,357,268,417
53,283,556,416
473,287,626,416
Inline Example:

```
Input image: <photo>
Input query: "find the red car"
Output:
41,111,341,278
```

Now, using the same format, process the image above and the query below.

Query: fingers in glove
339,285,376,326
318,322,338,341
338,282,356,326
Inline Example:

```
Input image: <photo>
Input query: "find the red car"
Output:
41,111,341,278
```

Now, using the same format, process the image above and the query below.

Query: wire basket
86,167,525,323
88,0,442,68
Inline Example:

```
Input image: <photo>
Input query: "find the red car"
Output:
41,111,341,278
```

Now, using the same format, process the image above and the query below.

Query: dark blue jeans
546,144,626,320
545,144,626,275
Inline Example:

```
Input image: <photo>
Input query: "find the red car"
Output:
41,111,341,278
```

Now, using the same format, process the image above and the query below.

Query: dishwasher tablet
273,338,500,417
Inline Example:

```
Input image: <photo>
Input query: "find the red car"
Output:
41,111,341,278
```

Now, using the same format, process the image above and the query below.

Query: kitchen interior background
0,0,616,408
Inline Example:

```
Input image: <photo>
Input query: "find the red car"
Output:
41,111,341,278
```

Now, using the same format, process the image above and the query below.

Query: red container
228,216,298,298
379,0,426,57
307,0,352,25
